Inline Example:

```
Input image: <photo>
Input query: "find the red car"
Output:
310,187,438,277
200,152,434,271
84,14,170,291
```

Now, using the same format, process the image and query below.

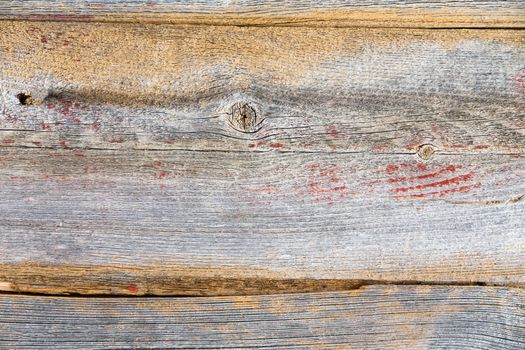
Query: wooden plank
0,1,524,28
0,148,523,295
0,22,523,154
0,285,523,349
0,20,524,295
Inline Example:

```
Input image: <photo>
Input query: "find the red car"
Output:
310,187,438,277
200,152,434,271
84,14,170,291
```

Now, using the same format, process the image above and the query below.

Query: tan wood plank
0,285,524,349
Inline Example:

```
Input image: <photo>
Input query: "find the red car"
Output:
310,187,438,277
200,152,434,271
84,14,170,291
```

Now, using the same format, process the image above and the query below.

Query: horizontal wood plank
0,20,524,294
1,22,524,154
0,285,524,349
0,148,523,295
0,1,524,28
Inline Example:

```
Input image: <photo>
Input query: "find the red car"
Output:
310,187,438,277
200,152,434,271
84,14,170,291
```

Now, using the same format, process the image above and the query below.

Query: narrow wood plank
0,285,523,349
0,0,524,28
1,22,524,154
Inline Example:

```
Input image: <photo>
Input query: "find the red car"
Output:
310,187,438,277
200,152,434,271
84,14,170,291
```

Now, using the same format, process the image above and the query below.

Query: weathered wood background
0,0,524,348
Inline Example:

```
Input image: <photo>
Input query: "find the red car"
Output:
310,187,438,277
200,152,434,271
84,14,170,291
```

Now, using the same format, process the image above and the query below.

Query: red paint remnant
392,183,480,199
372,143,389,151
110,138,124,144
32,141,42,146
164,140,175,144
126,284,139,293
58,140,70,149
154,171,168,179
388,165,458,183
269,142,285,149
152,160,163,168
10,176,33,180
405,140,422,150
416,164,428,171
514,68,525,93
473,144,491,150
252,184,276,194
248,143,256,148
327,125,340,139
74,152,85,158
90,121,101,131
391,173,474,193
40,122,51,130
386,164,399,174
47,153,66,158
2,139,14,144
46,99,82,123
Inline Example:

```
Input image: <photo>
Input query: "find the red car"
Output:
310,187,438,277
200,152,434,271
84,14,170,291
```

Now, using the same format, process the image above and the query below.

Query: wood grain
0,147,523,295
0,20,524,295
0,21,525,295
1,285,524,349
0,21,524,154
0,1,524,28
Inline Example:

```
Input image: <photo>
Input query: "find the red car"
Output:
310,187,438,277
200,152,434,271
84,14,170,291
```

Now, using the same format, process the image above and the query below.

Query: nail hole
417,144,437,160
16,93,33,105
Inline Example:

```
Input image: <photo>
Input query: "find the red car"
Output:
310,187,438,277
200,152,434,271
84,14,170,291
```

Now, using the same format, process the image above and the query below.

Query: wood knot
229,102,259,133
417,144,437,160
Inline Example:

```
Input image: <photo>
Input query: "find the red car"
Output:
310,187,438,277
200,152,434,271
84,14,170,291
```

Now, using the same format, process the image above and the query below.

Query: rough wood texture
1,285,524,349
0,3,524,350
0,18,524,295
0,1,524,28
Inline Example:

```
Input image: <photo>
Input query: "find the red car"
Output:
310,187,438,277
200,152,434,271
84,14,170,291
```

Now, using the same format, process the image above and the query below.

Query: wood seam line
1,19,525,30
1,280,523,298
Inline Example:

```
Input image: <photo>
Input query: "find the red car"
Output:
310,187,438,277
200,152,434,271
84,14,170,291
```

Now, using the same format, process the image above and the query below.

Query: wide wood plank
0,285,523,349
0,0,524,28
0,147,523,295
0,20,524,294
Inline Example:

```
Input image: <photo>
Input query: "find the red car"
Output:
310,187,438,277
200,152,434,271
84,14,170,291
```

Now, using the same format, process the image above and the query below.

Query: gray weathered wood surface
0,0,524,28
0,18,524,295
1,285,524,349
0,1,524,349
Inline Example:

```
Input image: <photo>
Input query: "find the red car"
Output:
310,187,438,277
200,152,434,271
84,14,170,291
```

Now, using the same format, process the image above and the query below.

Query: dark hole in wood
16,93,33,105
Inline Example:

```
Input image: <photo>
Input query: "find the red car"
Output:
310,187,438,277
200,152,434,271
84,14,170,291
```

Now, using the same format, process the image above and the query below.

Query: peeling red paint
391,173,474,193
392,183,481,199
2,139,14,144
126,284,139,293
388,165,458,183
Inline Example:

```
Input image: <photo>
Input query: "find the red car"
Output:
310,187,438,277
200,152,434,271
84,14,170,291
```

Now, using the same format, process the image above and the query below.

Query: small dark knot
229,102,259,133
